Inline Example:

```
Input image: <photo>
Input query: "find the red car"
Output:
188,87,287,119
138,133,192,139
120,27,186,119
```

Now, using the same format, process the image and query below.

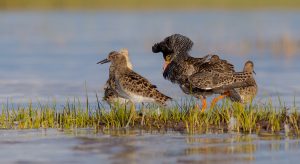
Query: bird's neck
115,64,130,74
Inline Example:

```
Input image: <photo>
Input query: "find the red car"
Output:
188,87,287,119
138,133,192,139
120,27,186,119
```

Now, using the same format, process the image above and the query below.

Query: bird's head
243,60,256,74
152,34,193,70
97,51,127,67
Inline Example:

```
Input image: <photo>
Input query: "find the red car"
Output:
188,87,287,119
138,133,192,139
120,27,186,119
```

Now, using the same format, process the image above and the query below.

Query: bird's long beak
253,70,256,75
97,58,110,64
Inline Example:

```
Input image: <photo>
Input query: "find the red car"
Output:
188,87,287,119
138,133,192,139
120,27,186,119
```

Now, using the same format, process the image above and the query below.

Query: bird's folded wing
118,71,158,96
228,89,242,102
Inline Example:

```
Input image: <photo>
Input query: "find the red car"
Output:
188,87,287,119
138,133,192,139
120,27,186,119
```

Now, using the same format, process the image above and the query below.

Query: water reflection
183,134,256,163
72,130,300,164
0,129,299,163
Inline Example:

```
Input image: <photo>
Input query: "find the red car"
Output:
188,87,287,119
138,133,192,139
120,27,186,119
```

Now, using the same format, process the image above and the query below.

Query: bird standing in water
98,51,172,126
152,34,255,111
102,48,133,105
229,60,257,104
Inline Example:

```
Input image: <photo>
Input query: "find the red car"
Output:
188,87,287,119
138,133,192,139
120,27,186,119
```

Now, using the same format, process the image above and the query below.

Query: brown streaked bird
152,34,254,111
98,51,172,125
102,48,133,105
229,60,257,104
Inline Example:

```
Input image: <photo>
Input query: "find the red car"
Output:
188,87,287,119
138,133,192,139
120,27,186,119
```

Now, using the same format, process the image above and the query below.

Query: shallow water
0,129,299,164
0,11,300,107
0,11,299,163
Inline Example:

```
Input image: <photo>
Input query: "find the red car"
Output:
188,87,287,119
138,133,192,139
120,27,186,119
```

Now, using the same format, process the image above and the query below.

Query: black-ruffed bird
152,34,255,111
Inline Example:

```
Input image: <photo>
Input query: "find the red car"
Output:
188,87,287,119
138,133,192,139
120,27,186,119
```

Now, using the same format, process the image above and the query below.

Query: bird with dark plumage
229,60,257,104
98,50,172,126
152,34,255,111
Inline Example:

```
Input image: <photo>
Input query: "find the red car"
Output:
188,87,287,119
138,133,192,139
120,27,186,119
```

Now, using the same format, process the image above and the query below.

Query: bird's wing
186,55,210,66
228,89,242,102
189,71,256,91
118,71,159,97
188,71,234,89
196,55,235,73
187,55,238,89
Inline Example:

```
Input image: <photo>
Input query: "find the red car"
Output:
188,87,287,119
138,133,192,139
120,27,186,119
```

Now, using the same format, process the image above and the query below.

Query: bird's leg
141,103,145,126
201,97,207,112
195,97,207,112
125,101,135,128
210,91,230,109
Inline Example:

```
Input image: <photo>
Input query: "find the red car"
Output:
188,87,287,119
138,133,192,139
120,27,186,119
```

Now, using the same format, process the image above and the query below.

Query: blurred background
0,0,299,106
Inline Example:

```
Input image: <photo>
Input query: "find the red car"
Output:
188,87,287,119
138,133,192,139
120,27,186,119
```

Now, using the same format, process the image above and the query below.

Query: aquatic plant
0,96,299,136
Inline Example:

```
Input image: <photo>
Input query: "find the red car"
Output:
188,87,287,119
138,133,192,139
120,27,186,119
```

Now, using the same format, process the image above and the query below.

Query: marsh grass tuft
0,97,299,135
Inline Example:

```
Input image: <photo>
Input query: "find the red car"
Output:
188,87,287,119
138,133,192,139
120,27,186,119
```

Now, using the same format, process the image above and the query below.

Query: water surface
0,129,299,164
0,11,300,106
1,11,300,164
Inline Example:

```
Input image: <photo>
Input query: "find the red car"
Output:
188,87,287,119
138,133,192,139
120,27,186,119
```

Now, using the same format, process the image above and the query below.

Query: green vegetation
0,0,300,10
0,96,299,135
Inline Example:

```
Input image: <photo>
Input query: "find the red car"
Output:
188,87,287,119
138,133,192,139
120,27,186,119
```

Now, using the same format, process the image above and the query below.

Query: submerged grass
0,97,299,135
